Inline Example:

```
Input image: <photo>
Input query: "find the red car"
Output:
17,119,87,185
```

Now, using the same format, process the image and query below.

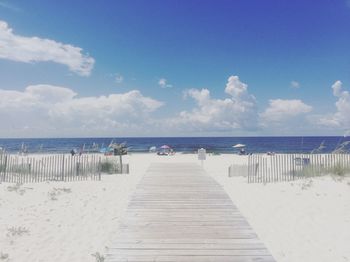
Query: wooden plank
110,238,265,245
105,255,275,262
106,163,275,262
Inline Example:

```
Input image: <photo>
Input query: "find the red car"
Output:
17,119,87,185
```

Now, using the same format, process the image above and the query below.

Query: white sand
0,153,349,262
208,155,350,262
0,154,148,262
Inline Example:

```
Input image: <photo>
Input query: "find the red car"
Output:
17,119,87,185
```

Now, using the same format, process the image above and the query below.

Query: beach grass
296,163,350,178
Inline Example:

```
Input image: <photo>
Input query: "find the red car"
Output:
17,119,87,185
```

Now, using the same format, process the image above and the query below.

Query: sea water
0,136,348,154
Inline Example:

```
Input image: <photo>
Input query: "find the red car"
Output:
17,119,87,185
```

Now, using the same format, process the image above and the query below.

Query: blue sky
0,0,350,137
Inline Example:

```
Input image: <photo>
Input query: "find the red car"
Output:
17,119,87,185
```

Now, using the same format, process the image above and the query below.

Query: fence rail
247,153,350,183
0,154,103,183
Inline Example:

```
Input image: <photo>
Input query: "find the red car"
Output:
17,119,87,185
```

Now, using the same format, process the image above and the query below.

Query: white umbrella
233,144,246,148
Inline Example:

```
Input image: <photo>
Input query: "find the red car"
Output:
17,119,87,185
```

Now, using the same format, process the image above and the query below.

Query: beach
0,153,349,262
3,1,350,261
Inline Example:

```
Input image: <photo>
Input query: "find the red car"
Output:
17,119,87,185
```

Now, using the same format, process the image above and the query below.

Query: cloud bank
0,85,163,137
168,76,258,132
0,20,94,76
260,99,312,123
319,81,350,129
1,77,348,137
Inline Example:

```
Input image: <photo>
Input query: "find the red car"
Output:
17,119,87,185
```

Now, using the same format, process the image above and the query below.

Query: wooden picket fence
0,154,102,183
247,153,350,183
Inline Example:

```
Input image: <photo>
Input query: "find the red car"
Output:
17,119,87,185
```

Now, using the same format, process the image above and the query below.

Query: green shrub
300,163,350,177
328,163,350,177
99,161,115,174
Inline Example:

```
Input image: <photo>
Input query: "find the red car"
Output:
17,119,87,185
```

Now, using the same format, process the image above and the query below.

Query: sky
0,0,350,138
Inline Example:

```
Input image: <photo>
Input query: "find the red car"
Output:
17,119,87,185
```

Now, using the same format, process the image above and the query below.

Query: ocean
0,136,349,154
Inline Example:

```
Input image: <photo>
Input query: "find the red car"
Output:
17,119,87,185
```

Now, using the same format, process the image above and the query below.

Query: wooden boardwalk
106,163,275,262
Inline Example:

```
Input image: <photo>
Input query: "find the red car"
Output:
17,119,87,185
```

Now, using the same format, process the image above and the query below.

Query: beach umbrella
160,145,171,149
233,144,245,148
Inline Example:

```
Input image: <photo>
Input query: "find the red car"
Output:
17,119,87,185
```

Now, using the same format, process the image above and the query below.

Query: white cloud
4,77,345,137
0,84,76,109
158,78,173,88
331,80,343,97
224,75,248,97
169,75,257,132
260,99,312,123
290,81,300,89
115,73,124,84
0,85,163,137
0,20,94,76
319,80,350,128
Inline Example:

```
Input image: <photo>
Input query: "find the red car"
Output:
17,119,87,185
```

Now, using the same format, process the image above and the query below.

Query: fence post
256,155,258,182
98,157,101,181
292,154,295,180
76,162,80,177
247,155,250,183
61,155,65,181
3,155,8,182
4,155,8,182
